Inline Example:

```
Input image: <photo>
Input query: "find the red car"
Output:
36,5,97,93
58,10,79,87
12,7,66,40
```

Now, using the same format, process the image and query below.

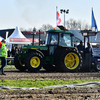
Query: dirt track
1,69,100,80
0,69,100,100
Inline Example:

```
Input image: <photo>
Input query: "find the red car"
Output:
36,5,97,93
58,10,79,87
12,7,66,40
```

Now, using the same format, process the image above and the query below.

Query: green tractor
14,26,83,72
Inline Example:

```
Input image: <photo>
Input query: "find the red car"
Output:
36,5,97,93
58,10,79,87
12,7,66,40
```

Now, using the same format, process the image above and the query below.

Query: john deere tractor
14,26,83,72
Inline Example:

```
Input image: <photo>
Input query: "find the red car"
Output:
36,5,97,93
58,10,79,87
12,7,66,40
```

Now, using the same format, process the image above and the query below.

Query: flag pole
91,7,93,31
91,8,92,30
56,6,58,28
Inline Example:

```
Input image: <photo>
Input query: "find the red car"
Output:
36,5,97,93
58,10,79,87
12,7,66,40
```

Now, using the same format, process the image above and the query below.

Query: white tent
6,27,32,44
0,36,3,41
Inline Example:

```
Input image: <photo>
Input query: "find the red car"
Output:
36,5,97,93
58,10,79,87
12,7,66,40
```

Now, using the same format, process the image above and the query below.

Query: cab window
50,34,58,45
59,33,71,46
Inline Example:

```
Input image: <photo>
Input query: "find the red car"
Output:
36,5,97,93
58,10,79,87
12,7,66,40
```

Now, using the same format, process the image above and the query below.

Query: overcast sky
0,0,99,30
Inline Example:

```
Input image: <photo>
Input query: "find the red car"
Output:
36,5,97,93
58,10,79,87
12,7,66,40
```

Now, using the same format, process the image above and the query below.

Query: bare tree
20,27,25,31
77,20,82,30
40,24,54,31
65,18,91,30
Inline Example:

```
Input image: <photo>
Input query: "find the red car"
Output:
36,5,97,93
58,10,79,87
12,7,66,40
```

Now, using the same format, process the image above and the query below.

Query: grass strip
4,66,15,69
0,78,100,88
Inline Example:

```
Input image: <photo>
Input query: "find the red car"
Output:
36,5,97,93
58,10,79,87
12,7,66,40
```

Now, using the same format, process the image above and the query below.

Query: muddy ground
0,69,100,100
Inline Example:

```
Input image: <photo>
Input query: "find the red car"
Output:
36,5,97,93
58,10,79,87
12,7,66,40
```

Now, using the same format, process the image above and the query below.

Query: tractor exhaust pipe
39,30,40,46
32,27,36,45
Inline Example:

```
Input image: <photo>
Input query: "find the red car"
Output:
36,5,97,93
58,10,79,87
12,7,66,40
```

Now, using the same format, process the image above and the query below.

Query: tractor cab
46,26,74,47
45,26,74,55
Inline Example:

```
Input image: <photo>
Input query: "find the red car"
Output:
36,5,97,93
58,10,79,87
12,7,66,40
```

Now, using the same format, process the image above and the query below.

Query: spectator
77,41,85,57
11,46,16,57
18,47,22,53
15,48,19,54
84,42,93,71
0,39,7,75
7,49,11,57
77,41,85,52
85,42,93,55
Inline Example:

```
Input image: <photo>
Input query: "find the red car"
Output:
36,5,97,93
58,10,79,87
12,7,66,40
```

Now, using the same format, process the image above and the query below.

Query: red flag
57,11,61,26
0,42,2,48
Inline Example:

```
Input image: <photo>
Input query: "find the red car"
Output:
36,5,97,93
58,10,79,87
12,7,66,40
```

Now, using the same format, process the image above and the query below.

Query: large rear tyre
14,54,27,71
55,50,82,72
25,52,43,72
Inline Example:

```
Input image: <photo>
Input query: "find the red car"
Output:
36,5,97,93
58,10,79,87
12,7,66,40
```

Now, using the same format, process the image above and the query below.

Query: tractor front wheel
25,52,43,72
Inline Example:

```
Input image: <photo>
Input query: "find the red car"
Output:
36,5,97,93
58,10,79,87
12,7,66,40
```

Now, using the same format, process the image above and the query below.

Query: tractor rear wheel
25,52,43,72
55,50,82,72
14,54,27,71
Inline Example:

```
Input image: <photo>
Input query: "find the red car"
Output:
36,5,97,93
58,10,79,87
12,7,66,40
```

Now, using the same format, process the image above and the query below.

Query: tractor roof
46,25,74,35
46,29,74,35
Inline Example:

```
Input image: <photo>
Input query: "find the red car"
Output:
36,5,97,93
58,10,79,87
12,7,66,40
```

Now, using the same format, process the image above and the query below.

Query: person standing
0,39,7,75
77,41,85,57
84,42,93,71
85,42,93,54
77,41,85,52
11,46,16,57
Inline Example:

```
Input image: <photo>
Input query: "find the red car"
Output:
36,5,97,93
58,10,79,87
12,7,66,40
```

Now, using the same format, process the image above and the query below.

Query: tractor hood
22,45,48,50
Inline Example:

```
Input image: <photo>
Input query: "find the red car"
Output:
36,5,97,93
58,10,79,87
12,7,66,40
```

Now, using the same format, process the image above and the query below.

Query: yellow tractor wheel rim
64,52,79,70
30,56,40,68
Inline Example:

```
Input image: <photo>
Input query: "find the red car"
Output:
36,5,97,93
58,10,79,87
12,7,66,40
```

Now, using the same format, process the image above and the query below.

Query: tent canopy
0,36,3,41
6,27,32,44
